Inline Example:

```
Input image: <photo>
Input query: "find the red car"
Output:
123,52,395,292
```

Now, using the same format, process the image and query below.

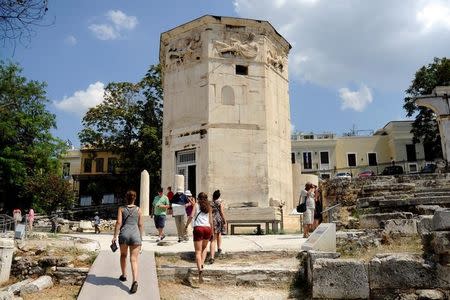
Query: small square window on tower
235,65,248,75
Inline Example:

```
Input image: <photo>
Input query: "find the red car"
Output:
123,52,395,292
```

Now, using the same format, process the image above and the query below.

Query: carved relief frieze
267,47,287,73
166,32,202,68
213,32,259,59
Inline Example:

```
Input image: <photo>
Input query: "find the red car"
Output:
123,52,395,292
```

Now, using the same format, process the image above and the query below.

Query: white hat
185,190,192,197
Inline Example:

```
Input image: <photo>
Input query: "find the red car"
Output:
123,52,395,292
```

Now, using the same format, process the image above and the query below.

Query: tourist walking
299,183,310,237
13,208,22,228
112,190,143,294
171,187,189,242
93,212,101,234
27,208,35,231
208,189,226,264
152,187,170,241
303,184,316,238
313,186,323,229
185,192,213,283
167,186,174,202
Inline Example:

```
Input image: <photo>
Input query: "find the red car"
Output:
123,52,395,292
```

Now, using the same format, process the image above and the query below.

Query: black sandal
119,275,127,282
198,271,203,284
130,281,138,294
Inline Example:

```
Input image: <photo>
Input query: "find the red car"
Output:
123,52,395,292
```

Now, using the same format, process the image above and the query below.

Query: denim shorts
154,215,166,229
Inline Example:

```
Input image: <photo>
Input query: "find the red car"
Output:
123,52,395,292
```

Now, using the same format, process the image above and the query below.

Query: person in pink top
27,208,35,231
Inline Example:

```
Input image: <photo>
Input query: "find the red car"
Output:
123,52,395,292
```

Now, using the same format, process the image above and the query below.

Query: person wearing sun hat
171,180,189,242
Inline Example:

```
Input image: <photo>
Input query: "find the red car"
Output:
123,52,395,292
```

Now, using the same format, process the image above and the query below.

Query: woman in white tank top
185,192,213,283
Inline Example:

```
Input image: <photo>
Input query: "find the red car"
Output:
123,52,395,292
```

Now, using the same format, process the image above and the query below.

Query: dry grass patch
340,235,423,261
21,284,80,300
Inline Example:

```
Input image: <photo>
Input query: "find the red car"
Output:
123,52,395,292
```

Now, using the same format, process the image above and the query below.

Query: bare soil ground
21,284,79,300
156,250,299,269
159,281,292,300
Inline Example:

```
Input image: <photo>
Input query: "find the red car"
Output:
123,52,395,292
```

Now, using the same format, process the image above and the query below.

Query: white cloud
339,85,373,112
64,35,77,46
89,10,138,40
54,82,105,116
107,10,138,30
417,2,450,31
233,0,450,91
89,24,119,40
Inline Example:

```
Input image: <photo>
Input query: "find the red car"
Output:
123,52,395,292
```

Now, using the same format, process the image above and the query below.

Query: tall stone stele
160,15,293,222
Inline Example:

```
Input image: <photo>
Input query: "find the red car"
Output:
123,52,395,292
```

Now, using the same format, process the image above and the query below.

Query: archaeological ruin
160,15,293,231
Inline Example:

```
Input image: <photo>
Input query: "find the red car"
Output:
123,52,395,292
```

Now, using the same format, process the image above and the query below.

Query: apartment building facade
291,121,438,179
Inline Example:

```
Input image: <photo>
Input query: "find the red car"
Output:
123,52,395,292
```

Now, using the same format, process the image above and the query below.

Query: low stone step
158,265,299,287
379,196,450,208
362,183,415,194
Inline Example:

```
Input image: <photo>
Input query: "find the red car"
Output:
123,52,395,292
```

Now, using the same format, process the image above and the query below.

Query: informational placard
14,224,25,240
171,203,185,216
301,223,336,252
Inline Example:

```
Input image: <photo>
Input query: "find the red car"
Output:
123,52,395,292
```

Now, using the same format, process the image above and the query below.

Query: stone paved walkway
77,250,160,300
73,216,306,300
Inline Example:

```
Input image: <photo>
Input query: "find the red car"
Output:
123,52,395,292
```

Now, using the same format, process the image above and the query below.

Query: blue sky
2,0,450,146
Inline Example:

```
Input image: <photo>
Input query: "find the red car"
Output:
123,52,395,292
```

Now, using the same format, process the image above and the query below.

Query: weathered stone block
430,231,450,256
306,250,340,287
383,219,418,236
436,264,450,289
433,209,450,231
416,289,445,300
3,279,33,295
0,238,14,285
417,205,442,215
418,215,434,236
356,196,384,208
360,212,413,229
312,258,369,299
369,253,438,289
20,275,53,295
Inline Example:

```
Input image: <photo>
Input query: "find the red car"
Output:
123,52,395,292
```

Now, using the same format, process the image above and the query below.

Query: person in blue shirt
171,187,189,242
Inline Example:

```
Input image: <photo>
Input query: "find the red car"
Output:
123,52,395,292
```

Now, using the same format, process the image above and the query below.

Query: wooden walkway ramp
77,250,160,300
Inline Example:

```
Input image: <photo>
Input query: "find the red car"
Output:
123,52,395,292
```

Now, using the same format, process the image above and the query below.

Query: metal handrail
0,214,18,234
321,203,341,214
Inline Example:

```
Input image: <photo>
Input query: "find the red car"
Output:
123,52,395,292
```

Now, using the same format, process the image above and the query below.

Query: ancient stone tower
160,15,292,222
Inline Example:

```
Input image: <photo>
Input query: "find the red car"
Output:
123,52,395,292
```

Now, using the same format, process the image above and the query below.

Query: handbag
296,195,307,213
110,241,118,252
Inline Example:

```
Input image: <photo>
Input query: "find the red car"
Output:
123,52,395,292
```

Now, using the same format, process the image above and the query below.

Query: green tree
0,61,67,212
403,57,450,159
22,173,74,213
79,64,163,199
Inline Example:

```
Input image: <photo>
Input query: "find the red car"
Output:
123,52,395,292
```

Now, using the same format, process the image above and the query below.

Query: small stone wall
306,208,450,299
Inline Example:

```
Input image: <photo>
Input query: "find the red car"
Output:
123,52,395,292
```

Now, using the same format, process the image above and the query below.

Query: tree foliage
0,61,67,212
403,57,450,159
79,65,163,198
0,0,50,47
22,173,74,213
